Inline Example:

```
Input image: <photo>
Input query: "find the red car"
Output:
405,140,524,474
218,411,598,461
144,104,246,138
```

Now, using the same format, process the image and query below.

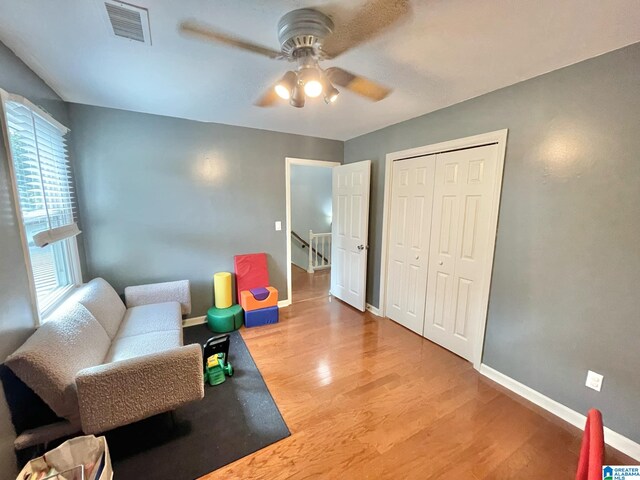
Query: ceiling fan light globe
290,97,305,108
275,71,298,101
325,86,339,103
274,84,291,100
304,79,323,98
290,83,305,108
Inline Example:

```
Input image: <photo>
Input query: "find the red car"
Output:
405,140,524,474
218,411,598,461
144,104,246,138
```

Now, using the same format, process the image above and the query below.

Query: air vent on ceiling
104,1,151,45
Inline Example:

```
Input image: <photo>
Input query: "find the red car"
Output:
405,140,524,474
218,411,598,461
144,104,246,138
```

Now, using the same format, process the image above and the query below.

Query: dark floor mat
106,325,290,479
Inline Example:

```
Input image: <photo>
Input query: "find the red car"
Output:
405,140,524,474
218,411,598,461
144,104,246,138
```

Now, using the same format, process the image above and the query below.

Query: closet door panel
423,145,499,361
386,156,435,334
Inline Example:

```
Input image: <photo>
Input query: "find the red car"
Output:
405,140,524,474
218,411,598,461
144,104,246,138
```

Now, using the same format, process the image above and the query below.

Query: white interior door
423,144,500,361
331,160,371,311
386,156,435,333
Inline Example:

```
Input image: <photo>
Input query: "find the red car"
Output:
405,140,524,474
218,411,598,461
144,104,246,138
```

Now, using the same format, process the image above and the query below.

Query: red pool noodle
575,409,604,480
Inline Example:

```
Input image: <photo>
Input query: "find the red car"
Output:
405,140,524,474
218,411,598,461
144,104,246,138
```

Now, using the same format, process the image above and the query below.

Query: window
1,90,82,320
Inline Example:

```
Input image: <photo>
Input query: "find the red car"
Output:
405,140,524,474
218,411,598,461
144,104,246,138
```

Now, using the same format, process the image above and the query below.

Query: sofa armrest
125,280,191,315
75,344,203,434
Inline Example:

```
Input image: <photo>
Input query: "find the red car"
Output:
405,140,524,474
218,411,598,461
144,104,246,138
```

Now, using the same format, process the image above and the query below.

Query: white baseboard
366,303,382,316
182,315,206,327
278,299,291,308
479,364,640,461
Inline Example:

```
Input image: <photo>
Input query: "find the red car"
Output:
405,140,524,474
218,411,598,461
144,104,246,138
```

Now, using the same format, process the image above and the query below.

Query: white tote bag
17,435,113,480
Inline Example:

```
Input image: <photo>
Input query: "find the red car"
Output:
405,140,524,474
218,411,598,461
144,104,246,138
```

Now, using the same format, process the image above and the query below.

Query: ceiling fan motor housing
277,8,334,58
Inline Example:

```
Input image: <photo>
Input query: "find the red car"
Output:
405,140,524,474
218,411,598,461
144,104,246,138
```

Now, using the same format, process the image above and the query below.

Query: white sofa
5,278,204,445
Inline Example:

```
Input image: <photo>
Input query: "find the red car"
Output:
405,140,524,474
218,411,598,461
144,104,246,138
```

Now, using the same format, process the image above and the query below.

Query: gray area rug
106,324,290,479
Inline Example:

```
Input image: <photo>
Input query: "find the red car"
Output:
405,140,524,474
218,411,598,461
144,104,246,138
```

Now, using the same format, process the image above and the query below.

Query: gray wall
2,32,638,472
344,43,640,442
0,41,75,479
290,164,333,270
69,104,343,315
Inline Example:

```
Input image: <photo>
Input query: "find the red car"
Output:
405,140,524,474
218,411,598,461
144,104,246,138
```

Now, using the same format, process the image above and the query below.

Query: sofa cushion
105,330,183,363
115,302,182,339
125,280,191,316
72,278,125,339
5,302,111,424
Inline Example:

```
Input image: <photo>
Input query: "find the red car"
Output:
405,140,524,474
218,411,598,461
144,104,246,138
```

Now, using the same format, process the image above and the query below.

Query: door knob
357,245,365,251
438,260,443,265
415,255,420,260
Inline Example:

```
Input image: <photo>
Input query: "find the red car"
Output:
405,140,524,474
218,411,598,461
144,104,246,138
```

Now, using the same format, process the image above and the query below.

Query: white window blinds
3,97,80,247
1,91,82,317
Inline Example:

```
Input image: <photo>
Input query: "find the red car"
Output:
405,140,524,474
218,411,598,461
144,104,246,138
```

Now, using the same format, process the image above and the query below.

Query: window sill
39,284,80,323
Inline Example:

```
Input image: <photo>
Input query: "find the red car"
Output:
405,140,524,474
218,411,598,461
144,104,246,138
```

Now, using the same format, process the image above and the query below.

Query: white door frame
379,129,508,369
285,157,341,306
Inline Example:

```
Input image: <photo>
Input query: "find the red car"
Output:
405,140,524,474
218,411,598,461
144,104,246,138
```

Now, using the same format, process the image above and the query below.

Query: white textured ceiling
0,0,639,140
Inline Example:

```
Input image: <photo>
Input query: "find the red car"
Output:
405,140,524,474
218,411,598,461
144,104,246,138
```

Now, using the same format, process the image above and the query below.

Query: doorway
285,157,340,304
380,130,508,368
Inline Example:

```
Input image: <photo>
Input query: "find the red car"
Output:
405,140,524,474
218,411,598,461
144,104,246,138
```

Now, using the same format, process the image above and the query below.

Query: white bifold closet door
386,143,500,363
386,155,435,334
423,144,500,361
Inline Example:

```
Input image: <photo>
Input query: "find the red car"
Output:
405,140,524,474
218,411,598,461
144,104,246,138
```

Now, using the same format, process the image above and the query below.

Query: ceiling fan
180,1,410,108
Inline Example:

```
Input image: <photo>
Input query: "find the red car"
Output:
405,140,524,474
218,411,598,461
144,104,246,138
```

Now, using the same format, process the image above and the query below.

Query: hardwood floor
291,264,330,303
201,296,633,479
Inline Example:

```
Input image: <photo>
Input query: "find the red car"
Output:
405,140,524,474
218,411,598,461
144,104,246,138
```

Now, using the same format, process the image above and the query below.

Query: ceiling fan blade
325,67,391,101
180,21,282,59
254,86,280,107
321,0,411,58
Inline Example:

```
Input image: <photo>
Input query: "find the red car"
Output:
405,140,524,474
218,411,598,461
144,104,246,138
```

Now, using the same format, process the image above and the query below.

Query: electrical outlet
275,221,282,231
585,370,604,392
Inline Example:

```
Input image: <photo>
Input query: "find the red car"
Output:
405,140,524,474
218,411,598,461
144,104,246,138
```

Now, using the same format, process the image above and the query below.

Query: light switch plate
585,370,604,392
275,221,282,231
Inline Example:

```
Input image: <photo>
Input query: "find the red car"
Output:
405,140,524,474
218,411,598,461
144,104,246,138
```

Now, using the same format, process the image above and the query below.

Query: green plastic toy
207,304,243,333
203,353,233,386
